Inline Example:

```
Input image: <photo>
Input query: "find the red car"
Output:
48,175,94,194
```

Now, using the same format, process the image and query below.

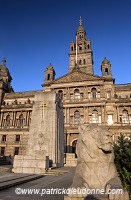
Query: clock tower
68,17,94,74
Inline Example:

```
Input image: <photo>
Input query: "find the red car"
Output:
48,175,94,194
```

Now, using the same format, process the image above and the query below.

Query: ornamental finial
79,16,83,26
2,57,6,66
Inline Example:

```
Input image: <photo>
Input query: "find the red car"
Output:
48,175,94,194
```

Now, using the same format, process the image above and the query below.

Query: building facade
42,18,131,155
0,19,131,163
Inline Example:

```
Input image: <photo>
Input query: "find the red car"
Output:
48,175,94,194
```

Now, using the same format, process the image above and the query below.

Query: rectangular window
107,115,113,125
119,115,122,123
122,114,129,124
2,135,6,142
15,135,20,142
14,147,19,156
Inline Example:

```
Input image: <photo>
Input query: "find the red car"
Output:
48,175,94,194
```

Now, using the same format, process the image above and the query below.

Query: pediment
53,70,103,84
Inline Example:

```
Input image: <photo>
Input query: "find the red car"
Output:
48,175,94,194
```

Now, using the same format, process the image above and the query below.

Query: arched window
71,46,73,51
79,46,82,50
79,60,82,65
122,110,129,124
83,59,86,64
74,110,80,124
47,74,50,80
19,114,24,128
91,88,97,99
58,90,63,100
6,114,10,128
92,110,98,123
87,44,90,49
74,89,80,99
105,68,108,75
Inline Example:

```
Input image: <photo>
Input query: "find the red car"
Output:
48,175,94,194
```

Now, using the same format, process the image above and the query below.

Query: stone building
42,18,131,164
0,18,131,166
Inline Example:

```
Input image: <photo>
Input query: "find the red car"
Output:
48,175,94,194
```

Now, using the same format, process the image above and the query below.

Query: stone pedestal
13,91,64,174
12,155,48,174
65,153,77,166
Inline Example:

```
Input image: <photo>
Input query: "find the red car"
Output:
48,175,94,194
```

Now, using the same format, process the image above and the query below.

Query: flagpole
76,35,77,65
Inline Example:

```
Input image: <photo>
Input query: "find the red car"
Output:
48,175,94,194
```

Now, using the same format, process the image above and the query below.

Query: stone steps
0,157,11,165
0,174,44,190
0,161,11,165
45,169,68,176
0,167,12,172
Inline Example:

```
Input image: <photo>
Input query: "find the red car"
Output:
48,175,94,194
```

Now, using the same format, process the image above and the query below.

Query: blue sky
0,0,131,91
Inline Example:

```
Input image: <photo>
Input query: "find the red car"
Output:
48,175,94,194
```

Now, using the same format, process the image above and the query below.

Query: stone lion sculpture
69,124,129,200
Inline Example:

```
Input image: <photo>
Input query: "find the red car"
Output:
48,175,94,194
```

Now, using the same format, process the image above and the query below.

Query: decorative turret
69,17,94,74
44,63,56,85
101,57,112,78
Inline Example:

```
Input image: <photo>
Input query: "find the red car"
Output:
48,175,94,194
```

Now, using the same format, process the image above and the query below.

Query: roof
51,67,105,84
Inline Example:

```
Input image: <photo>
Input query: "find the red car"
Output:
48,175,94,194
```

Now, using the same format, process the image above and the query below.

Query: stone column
84,86,87,99
65,108,67,124
86,106,89,123
67,108,70,124
101,106,103,123
116,106,120,123
25,111,28,126
67,133,70,153
67,87,70,100
100,85,103,98
84,106,86,123
103,106,106,123
114,106,117,123
0,112,3,127
12,111,15,127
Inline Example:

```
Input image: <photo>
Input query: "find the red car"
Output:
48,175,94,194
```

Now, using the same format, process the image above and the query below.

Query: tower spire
79,16,83,26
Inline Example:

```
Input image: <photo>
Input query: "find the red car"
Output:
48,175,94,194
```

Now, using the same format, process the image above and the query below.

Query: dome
102,57,110,65
77,25,85,31
76,16,86,35
47,63,54,70
0,58,9,73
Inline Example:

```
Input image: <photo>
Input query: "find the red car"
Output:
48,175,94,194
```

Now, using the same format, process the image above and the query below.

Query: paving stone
0,167,75,200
